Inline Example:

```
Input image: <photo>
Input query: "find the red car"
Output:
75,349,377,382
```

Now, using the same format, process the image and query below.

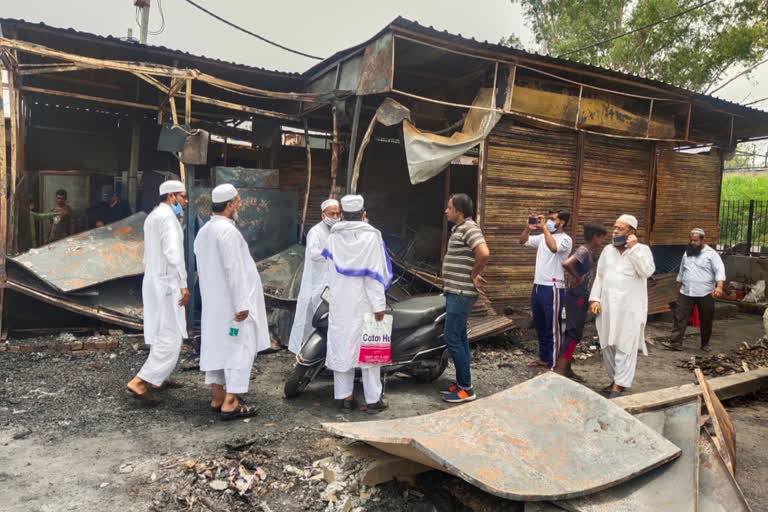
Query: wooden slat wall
483,121,577,307
279,147,332,235
573,136,652,246
651,148,720,245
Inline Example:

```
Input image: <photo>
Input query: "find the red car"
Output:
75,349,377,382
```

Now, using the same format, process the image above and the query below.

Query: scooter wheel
284,364,317,398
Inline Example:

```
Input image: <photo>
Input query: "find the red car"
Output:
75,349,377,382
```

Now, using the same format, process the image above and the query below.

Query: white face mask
323,216,339,228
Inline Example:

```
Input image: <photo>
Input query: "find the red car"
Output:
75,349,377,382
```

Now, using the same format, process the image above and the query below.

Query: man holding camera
520,210,572,369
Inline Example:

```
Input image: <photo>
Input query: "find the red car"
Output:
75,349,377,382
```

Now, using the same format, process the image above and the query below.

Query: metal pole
747,200,755,254
347,95,363,194
185,175,197,331
139,1,151,44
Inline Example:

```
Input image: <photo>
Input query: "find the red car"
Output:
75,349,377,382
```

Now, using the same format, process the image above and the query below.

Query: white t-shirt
526,233,573,286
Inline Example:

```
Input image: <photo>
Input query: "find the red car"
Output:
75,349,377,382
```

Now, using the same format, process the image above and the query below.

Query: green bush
721,175,768,201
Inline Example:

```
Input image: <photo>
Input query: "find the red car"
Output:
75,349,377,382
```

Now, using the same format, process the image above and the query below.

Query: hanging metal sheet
256,243,305,303
8,212,147,293
323,372,681,501
357,33,394,95
556,399,700,512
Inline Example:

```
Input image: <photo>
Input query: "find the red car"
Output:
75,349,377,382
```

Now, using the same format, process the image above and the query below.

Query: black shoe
365,399,388,414
661,341,683,351
339,398,357,412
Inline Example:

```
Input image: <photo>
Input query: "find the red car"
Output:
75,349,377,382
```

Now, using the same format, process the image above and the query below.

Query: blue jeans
444,293,477,390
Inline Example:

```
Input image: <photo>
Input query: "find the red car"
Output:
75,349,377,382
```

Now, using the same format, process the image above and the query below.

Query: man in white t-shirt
519,209,573,369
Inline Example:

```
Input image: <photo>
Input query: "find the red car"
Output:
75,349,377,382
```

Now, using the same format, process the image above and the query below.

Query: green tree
510,0,768,92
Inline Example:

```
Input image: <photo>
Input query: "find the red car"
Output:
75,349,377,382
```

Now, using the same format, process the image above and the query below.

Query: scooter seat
389,295,446,330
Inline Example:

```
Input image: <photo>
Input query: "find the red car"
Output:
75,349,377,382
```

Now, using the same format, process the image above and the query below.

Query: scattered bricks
94,341,110,351
53,344,71,352
9,346,21,352
19,345,34,353
0,344,6,352
69,342,83,351
84,341,98,351
105,340,119,350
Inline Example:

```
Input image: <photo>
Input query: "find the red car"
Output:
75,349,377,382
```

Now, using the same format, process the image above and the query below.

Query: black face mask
686,244,702,257
612,235,627,247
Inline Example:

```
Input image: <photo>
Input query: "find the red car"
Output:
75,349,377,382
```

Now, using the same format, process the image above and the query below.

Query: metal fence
719,200,768,253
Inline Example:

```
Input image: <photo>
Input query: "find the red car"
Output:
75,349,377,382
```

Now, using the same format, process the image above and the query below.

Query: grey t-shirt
566,245,594,296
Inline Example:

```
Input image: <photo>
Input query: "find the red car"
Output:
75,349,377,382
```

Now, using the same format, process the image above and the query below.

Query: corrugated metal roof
387,17,768,117
0,18,301,78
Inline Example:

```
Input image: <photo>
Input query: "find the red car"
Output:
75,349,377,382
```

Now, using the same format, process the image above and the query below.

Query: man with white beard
194,184,270,420
323,195,391,413
589,214,655,398
288,199,341,353
126,180,189,405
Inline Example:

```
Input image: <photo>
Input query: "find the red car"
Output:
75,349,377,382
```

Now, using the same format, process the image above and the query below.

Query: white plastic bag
358,313,393,364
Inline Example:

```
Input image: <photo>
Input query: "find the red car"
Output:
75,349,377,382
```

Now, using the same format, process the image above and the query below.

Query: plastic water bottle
229,320,242,337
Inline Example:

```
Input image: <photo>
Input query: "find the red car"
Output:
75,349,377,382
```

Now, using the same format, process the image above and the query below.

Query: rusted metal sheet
190,188,297,261
651,148,721,245
556,399,700,512
213,167,280,189
483,121,577,307
647,273,679,315
357,33,394,95
323,372,681,501
6,263,143,329
8,212,146,293
698,431,751,511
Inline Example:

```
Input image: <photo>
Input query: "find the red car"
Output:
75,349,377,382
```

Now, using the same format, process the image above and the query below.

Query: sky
2,0,767,121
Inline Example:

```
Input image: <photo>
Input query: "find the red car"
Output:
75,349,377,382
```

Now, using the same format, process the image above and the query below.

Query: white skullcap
211,183,238,203
691,227,705,236
159,180,185,195
617,214,638,229
321,198,339,212
340,194,364,212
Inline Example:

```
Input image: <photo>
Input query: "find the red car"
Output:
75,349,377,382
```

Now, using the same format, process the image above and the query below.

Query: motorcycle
283,289,449,398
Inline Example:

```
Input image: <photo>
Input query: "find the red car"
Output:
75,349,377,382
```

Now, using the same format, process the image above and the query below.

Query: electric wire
557,0,716,58
181,0,322,60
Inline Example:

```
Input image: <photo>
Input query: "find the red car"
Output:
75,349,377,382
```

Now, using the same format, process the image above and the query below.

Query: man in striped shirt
440,193,490,404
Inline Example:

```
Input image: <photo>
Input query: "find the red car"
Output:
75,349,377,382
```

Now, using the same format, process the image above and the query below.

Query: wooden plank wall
651,148,721,245
573,136,652,245
279,146,331,235
483,121,576,306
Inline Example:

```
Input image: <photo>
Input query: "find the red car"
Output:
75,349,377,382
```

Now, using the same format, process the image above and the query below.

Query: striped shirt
442,218,486,296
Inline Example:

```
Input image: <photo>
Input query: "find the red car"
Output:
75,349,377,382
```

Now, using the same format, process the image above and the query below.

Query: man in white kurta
288,199,341,353
323,195,392,413
589,214,656,398
126,180,189,405
194,184,270,419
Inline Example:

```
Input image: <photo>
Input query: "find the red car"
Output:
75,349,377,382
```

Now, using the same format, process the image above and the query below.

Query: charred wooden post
300,119,312,240
330,107,339,196
347,95,363,194
570,131,586,240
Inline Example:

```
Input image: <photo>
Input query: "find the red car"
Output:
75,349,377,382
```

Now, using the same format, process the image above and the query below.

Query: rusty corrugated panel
574,136,652,247
698,430,751,511
323,372,682,501
256,244,305,303
357,33,393,95
651,149,720,245
467,314,515,341
647,273,679,315
8,212,146,293
483,121,577,306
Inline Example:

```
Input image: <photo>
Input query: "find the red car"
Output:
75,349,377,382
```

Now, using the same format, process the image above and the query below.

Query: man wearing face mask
288,199,342,353
126,180,189,405
520,209,573,369
662,228,725,353
589,214,655,398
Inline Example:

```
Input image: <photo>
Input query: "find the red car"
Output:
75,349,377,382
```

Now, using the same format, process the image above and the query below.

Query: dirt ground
1,309,766,511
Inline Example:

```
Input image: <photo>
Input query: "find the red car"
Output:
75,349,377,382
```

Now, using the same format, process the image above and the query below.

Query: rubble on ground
678,339,768,376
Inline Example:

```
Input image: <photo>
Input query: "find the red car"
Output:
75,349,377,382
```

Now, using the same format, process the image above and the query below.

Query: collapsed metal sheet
556,399,700,512
357,32,393,95
699,431,751,512
213,167,280,189
190,188,297,261
9,213,147,293
323,372,681,501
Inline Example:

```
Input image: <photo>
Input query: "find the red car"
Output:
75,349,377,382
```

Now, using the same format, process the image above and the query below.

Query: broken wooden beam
695,368,736,476
612,367,768,414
